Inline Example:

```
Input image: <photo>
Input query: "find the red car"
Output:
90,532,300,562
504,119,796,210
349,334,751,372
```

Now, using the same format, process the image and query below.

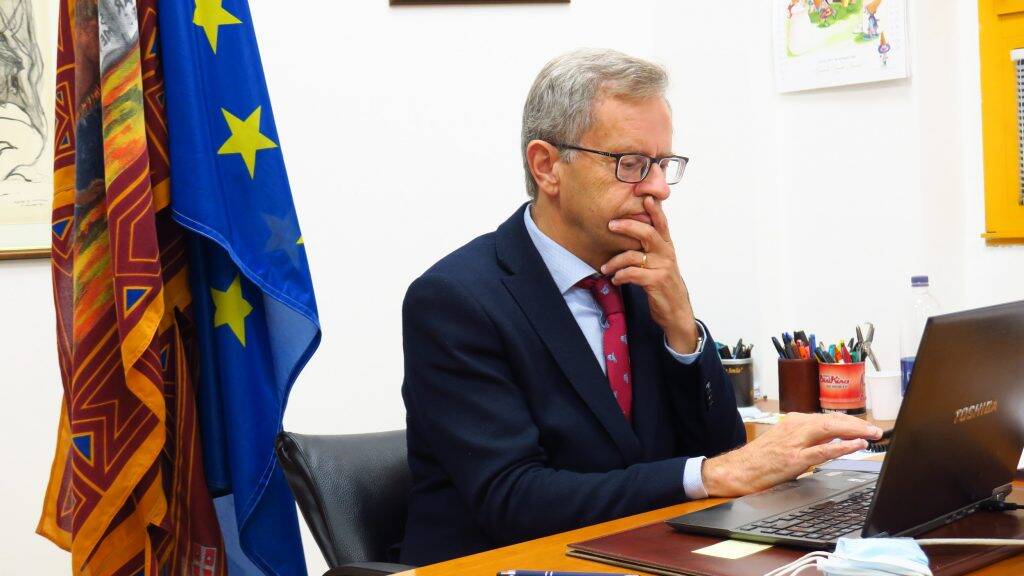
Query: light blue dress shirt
523,206,710,500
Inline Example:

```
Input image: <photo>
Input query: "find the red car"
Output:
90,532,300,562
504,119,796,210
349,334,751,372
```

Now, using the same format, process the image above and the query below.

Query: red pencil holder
818,361,866,415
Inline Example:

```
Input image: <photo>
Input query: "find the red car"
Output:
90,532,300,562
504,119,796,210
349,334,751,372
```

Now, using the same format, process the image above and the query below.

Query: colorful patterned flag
39,0,225,575
158,0,322,574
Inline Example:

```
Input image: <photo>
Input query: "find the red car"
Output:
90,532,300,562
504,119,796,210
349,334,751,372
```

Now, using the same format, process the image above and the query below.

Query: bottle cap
911,275,929,287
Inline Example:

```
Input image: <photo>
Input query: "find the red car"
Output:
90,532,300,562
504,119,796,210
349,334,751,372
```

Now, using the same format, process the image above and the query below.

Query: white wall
4,1,1022,573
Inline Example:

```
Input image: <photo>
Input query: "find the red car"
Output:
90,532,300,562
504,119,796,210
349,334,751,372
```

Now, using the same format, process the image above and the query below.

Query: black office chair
275,430,415,576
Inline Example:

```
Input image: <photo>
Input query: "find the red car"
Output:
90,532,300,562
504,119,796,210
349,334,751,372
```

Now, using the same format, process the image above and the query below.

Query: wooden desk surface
394,482,1024,575
396,402,1022,575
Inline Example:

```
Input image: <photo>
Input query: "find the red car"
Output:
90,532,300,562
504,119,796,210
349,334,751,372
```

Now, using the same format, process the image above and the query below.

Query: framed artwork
0,0,55,260
391,1,568,4
773,0,909,93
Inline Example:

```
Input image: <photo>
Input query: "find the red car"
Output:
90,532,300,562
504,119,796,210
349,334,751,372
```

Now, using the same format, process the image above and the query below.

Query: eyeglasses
551,142,689,185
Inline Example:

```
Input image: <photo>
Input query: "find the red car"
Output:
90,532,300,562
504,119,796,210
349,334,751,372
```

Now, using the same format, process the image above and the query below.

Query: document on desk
837,449,885,461
737,405,781,424
817,459,883,474
693,540,772,560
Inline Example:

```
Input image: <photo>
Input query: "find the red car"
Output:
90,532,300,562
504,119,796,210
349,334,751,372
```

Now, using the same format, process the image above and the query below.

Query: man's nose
635,162,670,201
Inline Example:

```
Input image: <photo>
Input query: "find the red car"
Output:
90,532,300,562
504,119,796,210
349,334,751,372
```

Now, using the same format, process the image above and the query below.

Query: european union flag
158,1,320,574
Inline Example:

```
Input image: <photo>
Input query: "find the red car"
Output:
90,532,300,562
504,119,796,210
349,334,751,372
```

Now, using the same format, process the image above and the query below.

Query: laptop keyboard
736,485,875,542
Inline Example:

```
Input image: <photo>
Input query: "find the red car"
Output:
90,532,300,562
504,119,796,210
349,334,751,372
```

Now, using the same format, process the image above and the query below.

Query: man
399,49,882,566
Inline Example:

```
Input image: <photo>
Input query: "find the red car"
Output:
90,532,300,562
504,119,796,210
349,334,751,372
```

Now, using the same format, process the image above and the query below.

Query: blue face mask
817,537,932,576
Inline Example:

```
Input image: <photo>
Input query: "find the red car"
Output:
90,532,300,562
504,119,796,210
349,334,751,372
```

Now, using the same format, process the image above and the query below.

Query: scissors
855,322,881,371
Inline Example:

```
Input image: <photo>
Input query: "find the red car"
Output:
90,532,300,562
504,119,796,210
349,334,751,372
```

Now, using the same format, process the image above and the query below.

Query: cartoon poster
774,0,909,93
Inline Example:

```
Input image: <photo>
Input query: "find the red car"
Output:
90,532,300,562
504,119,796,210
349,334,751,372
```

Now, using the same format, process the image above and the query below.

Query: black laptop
668,300,1024,549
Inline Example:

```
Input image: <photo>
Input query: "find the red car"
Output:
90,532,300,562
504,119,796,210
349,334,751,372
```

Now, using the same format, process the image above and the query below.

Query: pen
784,340,796,360
498,571,641,576
772,336,787,359
717,342,732,360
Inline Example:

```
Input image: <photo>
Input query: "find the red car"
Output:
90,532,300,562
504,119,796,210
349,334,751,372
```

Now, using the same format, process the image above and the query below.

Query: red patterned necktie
576,276,633,421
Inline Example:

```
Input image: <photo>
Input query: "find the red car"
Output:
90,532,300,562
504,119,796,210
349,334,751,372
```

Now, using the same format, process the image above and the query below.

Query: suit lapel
497,204,643,463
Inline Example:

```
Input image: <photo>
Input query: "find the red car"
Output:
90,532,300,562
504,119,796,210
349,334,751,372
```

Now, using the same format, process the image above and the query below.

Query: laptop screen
864,300,1024,537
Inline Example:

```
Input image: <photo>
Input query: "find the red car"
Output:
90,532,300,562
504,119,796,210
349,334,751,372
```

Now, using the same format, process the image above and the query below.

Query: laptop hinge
992,483,1013,500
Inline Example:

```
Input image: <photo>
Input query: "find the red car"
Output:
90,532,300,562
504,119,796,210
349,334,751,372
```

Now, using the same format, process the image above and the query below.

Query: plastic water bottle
899,275,941,395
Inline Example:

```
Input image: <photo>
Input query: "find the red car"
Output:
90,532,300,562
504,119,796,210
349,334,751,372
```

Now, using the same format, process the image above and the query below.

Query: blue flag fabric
158,1,321,574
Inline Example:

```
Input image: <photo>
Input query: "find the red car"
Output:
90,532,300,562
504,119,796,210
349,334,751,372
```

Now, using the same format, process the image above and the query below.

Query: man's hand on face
701,412,885,497
601,195,699,353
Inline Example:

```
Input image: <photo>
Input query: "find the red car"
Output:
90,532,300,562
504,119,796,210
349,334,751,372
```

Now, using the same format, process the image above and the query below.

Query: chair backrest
275,430,410,567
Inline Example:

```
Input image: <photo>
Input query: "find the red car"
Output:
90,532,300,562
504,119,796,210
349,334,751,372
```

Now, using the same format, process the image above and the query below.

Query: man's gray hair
521,48,669,200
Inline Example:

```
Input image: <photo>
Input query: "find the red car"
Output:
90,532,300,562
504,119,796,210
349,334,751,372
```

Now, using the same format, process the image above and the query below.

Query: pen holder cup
778,358,820,413
818,361,866,416
721,358,754,407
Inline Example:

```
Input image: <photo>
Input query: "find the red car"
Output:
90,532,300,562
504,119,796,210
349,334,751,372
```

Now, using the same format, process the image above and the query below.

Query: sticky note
693,540,772,559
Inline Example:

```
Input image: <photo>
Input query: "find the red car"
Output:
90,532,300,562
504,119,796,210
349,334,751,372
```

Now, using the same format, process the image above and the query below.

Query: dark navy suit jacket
399,203,745,566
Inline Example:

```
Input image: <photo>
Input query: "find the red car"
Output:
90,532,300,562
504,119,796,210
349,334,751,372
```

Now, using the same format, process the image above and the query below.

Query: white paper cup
866,370,902,420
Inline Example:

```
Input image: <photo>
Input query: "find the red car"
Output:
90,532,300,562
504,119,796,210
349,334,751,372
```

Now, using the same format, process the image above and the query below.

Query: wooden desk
394,481,1024,575
395,404,1021,575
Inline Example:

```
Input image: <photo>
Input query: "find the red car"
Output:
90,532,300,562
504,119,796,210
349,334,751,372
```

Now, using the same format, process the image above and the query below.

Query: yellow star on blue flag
193,0,241,53
218,106,278,178
210,274,252,346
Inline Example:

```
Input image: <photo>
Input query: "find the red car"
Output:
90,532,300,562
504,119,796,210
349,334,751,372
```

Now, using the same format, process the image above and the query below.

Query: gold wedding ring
641,252,648,269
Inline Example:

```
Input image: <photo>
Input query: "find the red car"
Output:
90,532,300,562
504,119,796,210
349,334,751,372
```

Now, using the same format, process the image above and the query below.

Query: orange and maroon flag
38,0,225,574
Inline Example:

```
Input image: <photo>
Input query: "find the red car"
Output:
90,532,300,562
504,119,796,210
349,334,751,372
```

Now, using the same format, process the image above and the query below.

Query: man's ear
526,140,562,198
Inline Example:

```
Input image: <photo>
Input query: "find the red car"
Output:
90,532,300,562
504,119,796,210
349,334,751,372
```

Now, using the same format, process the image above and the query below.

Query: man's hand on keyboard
701,412,884,497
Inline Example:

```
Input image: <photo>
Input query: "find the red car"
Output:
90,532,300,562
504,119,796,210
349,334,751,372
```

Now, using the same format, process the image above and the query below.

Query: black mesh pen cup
721,358,754,407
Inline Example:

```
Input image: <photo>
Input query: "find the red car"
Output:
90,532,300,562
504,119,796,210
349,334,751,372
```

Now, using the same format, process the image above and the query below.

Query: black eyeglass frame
550,142,689,184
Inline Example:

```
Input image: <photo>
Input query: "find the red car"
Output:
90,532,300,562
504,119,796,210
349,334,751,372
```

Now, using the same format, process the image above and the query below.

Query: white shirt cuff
664,320,707,365
683,456,709,500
